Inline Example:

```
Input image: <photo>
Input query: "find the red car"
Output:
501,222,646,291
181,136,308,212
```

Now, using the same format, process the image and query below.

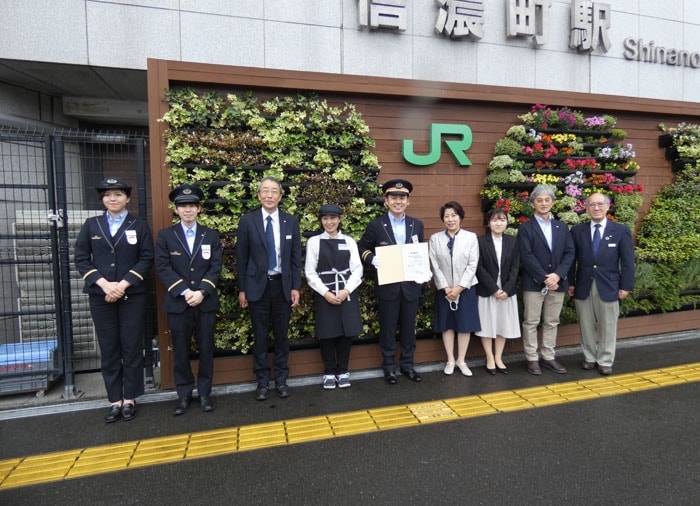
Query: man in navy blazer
156,184,222,415
358,179,426,384
236,176,302,401
518,185,575,375
568,193,635,375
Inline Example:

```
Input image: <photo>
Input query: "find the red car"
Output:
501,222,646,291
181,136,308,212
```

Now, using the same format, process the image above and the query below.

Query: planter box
157,309,700,389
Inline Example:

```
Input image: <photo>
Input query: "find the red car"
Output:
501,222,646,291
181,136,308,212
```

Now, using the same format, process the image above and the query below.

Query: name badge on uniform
338,243,350,251
201,244,211,260
125,230,137,245
411,234,419,244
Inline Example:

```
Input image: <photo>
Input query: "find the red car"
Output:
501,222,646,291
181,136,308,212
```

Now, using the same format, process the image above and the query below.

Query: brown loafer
598,365,613,375
527,360,542,375
581,361,596,370
541,359,567,374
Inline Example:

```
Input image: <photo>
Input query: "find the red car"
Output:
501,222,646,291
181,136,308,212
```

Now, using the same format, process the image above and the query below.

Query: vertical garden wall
159,89,395,352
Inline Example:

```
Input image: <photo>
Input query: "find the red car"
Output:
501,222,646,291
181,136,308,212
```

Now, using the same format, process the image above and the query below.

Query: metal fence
0,125,156,398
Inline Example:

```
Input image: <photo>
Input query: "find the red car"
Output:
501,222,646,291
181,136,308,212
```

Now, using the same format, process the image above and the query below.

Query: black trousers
249,278,291,387
89,293,146,402
319,336,352,375
167,306,216,400
378,292,419,373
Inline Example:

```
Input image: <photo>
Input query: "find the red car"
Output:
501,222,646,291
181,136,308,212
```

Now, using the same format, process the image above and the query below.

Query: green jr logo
402,124,473,166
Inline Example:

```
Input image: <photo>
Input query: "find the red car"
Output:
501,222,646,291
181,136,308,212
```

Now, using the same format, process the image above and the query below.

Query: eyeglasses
587,202,607,208
259,188,281,195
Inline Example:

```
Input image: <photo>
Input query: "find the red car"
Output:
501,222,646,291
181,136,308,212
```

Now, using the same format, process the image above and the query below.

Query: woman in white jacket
429,201,481,376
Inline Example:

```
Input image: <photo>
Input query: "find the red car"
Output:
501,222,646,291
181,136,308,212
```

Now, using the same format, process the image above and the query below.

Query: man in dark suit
518,185,575,375
358,179,426,384
236,176,302,401
156,184,222,415
568,193,635,375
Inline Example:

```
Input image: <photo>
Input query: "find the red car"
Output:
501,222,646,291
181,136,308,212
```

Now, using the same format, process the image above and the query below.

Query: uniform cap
95,177,132,196
382,179,413,195
169,184,204,204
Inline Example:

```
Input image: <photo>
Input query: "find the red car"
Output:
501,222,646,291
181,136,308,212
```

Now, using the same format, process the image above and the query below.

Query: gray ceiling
0,59,148,126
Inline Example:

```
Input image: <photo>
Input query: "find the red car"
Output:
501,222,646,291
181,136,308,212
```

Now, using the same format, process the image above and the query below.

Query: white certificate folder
375,243,430,285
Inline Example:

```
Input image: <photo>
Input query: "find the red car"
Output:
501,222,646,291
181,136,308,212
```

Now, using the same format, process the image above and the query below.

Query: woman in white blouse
429,201,481,377
305,204,363,390
475,208,521,375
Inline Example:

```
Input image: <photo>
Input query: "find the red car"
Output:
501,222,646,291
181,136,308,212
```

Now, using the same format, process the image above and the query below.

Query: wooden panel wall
147,59,700,387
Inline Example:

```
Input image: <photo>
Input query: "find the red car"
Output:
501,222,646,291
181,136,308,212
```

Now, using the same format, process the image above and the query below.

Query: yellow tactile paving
0,361,698,490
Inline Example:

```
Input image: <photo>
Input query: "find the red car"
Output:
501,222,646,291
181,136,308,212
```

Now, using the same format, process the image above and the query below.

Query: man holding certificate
358,179,427,385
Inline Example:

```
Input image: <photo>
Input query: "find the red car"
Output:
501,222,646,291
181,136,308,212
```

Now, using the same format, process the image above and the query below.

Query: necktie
592,224,601,256
266,216,276,270
186,228,195,253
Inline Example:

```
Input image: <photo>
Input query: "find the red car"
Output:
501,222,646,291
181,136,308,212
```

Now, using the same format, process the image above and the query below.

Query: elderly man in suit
236,176,302,401
518,185,575,375
156,184,222,415
358,179,426,385
568,193,635,375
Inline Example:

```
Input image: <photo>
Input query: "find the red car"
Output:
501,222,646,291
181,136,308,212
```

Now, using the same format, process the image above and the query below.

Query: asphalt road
1,331,699,505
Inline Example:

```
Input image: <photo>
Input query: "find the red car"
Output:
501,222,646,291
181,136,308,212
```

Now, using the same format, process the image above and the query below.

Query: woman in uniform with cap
75,177,154,423
305,204,363,389
155,184,222,415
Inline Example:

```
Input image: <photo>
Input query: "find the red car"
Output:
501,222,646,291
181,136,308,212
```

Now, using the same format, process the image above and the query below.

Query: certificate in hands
375,243,430,285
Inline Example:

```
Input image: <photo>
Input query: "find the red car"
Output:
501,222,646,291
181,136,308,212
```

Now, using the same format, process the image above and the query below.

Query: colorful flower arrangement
481,104,645,232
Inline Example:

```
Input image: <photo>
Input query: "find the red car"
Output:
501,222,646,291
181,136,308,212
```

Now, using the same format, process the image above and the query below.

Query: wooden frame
147,59,700,388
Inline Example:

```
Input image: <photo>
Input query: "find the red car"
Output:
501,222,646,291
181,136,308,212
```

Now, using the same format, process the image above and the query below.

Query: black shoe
486,367,497,375
400,369,422,383
276,384,290,398
173,396,191,416
104,404,121,424
255,386,269,401
199,396,215,412
384,371,398,385
121,402,136,421
496,366,509,375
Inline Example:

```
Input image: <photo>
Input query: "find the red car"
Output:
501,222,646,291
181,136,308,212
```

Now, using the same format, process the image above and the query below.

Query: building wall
2,1,700,103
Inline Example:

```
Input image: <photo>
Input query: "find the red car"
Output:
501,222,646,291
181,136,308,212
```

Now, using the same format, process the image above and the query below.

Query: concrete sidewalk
1,329,697,420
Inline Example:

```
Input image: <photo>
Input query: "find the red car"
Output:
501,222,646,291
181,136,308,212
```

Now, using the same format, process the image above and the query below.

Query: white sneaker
456,362,473,377
323,375,336,389
443,361,455,375
336,373,351,389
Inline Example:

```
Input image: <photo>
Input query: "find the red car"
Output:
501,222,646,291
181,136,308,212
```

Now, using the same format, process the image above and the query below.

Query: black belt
267,274,281,280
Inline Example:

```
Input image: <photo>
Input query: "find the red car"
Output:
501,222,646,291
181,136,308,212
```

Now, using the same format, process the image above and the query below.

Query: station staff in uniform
156,184,222,415
358,179,426,385
75,177,154,423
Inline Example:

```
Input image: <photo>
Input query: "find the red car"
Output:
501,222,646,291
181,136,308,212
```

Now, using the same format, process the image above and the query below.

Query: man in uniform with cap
358,179,426,384
155,183,222,415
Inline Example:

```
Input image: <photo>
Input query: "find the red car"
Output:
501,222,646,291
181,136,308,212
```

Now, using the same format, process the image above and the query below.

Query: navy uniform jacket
236,208,302,302
74,212,154,295
568,221,635,303
476,233,520,298
517,216,575,292
358,214,424,301
155,224,222,313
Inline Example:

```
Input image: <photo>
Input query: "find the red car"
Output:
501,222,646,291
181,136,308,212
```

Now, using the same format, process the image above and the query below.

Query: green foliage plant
159,88,393,351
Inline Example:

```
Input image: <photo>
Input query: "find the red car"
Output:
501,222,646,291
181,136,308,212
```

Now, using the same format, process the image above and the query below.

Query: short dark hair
487,208,509,222
439,201,465,220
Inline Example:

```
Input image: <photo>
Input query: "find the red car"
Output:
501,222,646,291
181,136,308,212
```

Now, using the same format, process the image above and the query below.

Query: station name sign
623,38,700,69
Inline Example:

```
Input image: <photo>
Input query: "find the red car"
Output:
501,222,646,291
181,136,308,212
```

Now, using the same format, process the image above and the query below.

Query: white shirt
304,231,363,296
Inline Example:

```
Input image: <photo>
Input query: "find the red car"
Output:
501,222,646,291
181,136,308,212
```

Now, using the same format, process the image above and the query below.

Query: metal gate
0,125,154,398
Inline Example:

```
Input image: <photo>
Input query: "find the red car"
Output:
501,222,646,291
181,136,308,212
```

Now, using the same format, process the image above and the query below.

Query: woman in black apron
304,204,364,389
